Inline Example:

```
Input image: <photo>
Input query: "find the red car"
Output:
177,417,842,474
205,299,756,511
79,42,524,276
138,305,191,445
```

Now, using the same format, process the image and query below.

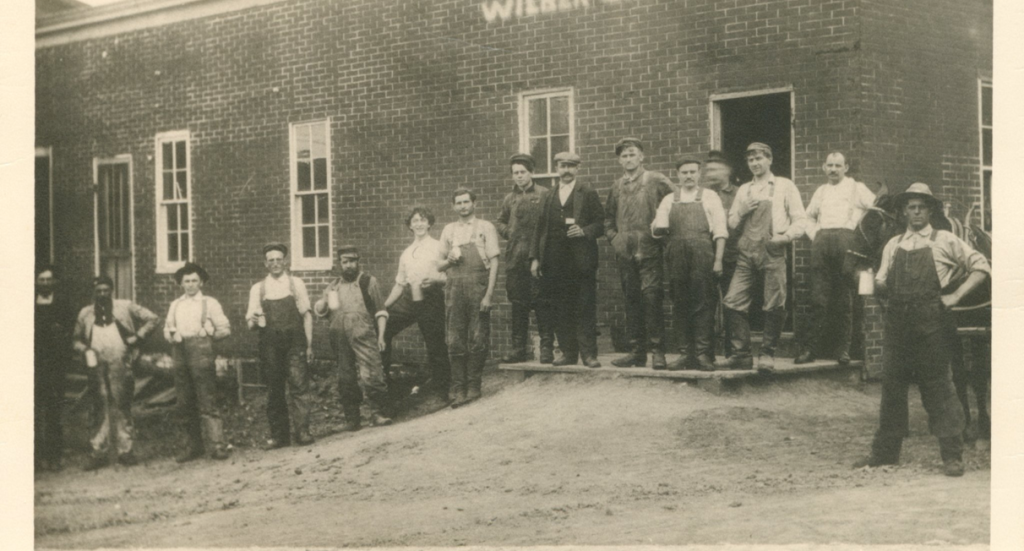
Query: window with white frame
520,89,574,188
290,120,332,270
979,80,992,232
155,131,191,273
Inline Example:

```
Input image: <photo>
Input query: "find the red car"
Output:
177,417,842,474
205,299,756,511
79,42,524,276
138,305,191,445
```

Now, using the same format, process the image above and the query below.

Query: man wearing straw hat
854,183,989,477
164,262,232,462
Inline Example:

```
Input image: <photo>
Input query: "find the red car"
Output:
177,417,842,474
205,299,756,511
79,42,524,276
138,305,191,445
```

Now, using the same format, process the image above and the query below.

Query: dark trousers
172,337,222,451
259,329,311,443
616,254,664,352
543,268,598,361
715,260,737,357
871,299,965,459
34,359,65,465
806,229,856,356
506,263,552,351
382,286,450,393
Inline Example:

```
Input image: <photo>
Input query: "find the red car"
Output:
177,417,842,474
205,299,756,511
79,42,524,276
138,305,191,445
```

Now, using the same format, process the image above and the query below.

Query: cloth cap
509,153,535,172
93,275,115,288
675,158,702,170
553,151,582,165
894,182,942,210
174,262,210,285
615,137,644,156
262,243,288,257
336,245,360,259
705,150,731,168
745,142,773,157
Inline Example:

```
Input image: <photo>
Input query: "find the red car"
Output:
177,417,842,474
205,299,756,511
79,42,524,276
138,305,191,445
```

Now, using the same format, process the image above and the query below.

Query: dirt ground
33,367,990,548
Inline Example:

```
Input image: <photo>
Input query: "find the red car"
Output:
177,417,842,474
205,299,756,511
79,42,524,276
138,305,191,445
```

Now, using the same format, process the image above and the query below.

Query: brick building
35,0,993,375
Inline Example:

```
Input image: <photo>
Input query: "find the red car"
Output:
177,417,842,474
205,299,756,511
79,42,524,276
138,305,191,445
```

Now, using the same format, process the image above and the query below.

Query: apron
737,182,776,262
666,188,714,276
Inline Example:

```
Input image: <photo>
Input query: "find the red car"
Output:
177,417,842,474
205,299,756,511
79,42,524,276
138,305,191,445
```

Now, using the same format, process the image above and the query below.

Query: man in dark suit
530,152,606,368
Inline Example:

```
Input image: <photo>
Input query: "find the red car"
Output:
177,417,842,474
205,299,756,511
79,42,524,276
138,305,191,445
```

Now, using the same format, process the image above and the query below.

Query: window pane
550,136,570,168
162,142,173,170
983,128,992,166
302,227,316,258
534,177,554,189
180,204,189,235
180,231,190,262
175,140,187,170
528,98,547,137
313,158,327,190
176,170,188,199
317,193,329,223
311,123,326,160
296,125,311,160
982,85,992,127
297,161,311,191
167,203,178,229
301,195,316,224
550,96,569,135
529,138,549,174
168,231,179,262
318,226,329,258
163,172,174,200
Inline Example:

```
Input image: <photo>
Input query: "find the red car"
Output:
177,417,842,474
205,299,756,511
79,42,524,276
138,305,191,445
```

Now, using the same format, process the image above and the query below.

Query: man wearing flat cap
719,142,806,373
702,151,741,359
314,246,392,430
496,153,554,364
73,275,159,470
245,243,315,448
164,262,232,462
854,183,989,477
604,137,675,369
531,151,606,368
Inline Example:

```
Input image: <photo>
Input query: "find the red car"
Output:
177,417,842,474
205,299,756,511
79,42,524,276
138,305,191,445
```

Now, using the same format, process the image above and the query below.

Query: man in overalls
439,188,500,408
530,151,606,368
719,142,806,372
702,151,740,359
604,137,675,369
652,159,727,371
245,243,315,449
164,262,232,462
73,276,159,470
796,151,876,365
314,245,392,431
855,183,989,477
496,154,553,363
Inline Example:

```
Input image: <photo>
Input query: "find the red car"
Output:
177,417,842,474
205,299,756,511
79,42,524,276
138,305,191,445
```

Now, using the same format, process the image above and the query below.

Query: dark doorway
714,91,794,333
35,149,53,266
96,161,133,299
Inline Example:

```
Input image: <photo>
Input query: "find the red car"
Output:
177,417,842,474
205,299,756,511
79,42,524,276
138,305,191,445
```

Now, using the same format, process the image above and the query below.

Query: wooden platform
499,354,862,394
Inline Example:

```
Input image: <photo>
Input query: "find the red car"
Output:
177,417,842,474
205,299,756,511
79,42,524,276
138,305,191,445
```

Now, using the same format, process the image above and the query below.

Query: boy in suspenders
165,262,232,462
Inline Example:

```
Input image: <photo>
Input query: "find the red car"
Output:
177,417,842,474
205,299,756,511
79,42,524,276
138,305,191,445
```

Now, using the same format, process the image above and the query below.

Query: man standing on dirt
439,188,500,408
314,245,392,431
718,142,806,373
652,158,727,371
530,151,605,368
604,137,675,369
73,275,159,470
34,265,76,472
855,183,989,477
496,153,553,364
796,152,876,366
245,243,315,449
702,151,740,359
165,262,232,462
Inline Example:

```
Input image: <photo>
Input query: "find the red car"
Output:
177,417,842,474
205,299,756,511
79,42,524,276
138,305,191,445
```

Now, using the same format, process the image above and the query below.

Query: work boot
939,436,965,477
851,454,899,469
501,339,531,364
612,344,646,368
82,454,109,471
464,351,486,404
758,308,785,374
294,432,315,446
117,452,138,467
837,351,851,366
667,354,695,371
858,435,903,468
794,350,816,364
337,405,362,432
210,446,231,461
370,412,393,427
651,349,668,371
757,353,775,374
715,307,751,368
448,355,468,408
696,354,716,372
582,356,602,369
203,417,227,457
539,346,555,364
552,353,578,366
175,446,204,464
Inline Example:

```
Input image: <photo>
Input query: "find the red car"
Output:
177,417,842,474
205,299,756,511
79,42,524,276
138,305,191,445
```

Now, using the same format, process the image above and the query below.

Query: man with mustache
314,246,392,431
796,151,876,365
73,275,159,470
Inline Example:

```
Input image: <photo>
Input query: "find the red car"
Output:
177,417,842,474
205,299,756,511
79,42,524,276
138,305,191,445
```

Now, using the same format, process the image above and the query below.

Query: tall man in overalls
165,262,232,462
530,151,606,368
245,243,315,449
73,276,159,470
719,142,806,372
496,154,553,363
652,159,728,371
796,151,876,365
855,183,989,477
604,137,675,369
439,188,500,408
314,245,392,431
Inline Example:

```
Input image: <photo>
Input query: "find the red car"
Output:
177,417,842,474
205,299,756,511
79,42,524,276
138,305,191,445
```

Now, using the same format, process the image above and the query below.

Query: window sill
289,258,333,272
156,260,186,275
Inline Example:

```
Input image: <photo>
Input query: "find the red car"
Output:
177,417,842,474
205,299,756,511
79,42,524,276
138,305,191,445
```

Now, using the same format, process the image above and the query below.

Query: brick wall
36,0,990,367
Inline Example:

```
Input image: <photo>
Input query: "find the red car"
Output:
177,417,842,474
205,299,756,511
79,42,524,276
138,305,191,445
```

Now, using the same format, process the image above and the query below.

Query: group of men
34,136,990,478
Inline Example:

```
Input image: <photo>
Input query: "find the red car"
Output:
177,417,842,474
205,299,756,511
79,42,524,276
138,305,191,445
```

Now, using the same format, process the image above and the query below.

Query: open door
94,157,134,300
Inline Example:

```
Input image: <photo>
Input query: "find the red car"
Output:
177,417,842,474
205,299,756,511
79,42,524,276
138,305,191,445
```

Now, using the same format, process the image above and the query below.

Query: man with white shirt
652,159,727,371
381,206,451,400
796,152,876,365
719,142,807,372
854,183,989,477
530,151,605,368
245,243,315,449
164,262,232,462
